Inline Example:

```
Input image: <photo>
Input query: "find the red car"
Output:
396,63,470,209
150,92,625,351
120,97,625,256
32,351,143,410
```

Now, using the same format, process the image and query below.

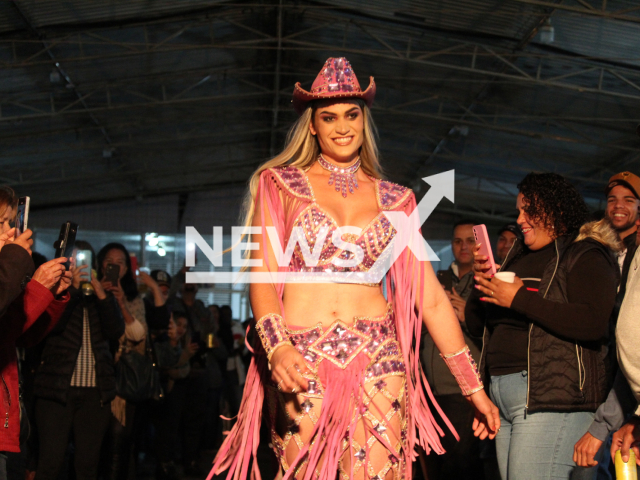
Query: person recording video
96,242,168,480
0,186,72,480
33,241,124,480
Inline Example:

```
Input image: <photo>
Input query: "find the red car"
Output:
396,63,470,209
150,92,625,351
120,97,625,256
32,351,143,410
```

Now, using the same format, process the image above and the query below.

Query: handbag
115,334,163,403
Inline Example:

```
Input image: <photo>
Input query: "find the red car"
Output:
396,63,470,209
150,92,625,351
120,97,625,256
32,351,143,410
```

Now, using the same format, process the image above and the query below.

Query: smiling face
516,193,555,251
309,100,364,164
605,184,640,239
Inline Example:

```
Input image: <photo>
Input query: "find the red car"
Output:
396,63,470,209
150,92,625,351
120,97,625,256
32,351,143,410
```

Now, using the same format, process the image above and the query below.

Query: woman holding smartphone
467,172,620,479
34,241,123,480
208,57,499,480
97,242,169,480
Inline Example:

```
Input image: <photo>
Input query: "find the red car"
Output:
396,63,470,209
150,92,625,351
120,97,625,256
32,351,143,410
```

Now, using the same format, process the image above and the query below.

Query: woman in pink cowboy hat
208,57,499,480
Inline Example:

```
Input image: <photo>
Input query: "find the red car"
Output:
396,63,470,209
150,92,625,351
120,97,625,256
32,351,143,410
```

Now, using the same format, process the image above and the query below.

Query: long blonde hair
239,99,382,232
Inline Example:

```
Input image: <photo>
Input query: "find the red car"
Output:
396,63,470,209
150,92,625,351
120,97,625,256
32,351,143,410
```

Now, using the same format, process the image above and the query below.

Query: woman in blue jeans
466,173,620,480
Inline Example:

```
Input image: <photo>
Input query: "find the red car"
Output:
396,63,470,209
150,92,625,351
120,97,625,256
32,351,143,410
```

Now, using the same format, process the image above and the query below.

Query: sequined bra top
267,166,413,286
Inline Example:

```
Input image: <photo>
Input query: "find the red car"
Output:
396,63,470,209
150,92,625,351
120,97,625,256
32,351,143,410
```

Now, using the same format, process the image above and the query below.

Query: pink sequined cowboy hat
292,57,376,115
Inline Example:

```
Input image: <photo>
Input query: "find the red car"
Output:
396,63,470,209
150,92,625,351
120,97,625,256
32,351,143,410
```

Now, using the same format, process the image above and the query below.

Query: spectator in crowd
169,270,213,476
217,305,241,421
603,172,640,279
203,305,228,452
18,251,49,480
495,223,522,264
208,304,220,328
610,234,640,465
34,241,124,480
150,270,172,304
573,172,640,478
153,312,197,480
0,187,72,480
469,172,620,479
421,220,485,480
97,243,167,480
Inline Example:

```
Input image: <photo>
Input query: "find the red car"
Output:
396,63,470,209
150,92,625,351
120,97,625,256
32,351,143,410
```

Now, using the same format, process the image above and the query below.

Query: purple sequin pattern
378,180,411,209
255,314,292,360
271,166,313,200
311,57,361,95
288,207,396,276
287,309,404,380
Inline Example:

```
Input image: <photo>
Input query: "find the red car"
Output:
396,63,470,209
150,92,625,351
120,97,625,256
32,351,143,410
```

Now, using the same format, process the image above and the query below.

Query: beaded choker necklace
317,154,361,198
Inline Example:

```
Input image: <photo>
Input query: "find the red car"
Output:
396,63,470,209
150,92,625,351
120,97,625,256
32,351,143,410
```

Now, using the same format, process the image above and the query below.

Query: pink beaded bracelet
440,345,484,396
255,313,293,362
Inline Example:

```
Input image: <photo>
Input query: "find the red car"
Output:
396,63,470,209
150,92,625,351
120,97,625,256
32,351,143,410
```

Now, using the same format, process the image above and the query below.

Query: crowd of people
423,171,640,480
0,186,249,480
1,53,640,480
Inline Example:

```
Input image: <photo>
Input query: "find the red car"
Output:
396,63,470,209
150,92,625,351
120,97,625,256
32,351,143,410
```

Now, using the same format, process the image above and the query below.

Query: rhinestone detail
317,154,360,198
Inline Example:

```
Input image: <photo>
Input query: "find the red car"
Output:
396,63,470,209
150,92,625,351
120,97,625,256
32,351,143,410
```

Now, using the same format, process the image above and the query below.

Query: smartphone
76,249,93,282
436,270,453,292
53,221,78,270
191,331,201,344
473,224,497,276
15,197,30,236
104,263,120,285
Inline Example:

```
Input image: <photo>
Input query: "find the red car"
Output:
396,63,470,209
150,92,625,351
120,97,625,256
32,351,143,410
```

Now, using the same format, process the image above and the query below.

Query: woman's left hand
107,280,125,305
474,275,524,308
467,389,500,440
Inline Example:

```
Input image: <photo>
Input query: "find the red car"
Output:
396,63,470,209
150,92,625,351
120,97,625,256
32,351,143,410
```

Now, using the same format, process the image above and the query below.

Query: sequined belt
285,305,405,395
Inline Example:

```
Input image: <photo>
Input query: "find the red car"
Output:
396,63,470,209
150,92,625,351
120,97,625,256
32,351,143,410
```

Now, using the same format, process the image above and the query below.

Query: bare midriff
283,282,389,330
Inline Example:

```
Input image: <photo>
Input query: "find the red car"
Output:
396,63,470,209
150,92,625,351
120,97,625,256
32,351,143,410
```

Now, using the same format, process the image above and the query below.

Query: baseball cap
605,171,640,199
498,222,523,240
150,269,172,287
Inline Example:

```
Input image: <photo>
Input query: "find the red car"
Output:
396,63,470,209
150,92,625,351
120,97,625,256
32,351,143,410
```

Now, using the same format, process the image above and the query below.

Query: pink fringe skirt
266,305,407,480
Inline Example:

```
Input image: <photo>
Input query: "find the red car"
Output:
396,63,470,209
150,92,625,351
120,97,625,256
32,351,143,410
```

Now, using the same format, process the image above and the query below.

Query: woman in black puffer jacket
34,241,124,480
466,173,620,480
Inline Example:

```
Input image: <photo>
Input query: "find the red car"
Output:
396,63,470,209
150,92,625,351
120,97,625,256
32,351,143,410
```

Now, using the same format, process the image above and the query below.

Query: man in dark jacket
33,250,124,480
573,171,640,477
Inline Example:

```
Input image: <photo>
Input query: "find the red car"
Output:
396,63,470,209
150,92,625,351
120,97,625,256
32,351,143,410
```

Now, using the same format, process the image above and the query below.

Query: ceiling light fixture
539,19,555,45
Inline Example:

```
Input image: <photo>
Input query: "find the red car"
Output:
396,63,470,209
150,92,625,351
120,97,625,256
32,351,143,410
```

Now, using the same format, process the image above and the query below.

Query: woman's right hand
472,244,497,279
270,345,311,394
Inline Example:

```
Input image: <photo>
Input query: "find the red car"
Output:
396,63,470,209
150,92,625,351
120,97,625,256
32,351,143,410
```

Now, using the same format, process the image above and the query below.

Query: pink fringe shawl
206,170,457,480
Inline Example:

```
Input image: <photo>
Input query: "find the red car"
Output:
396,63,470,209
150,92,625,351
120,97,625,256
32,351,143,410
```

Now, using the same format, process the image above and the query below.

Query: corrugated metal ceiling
0,0,638,223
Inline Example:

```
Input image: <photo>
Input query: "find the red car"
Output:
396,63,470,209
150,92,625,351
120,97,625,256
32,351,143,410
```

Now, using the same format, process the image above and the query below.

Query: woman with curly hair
467,172,621,479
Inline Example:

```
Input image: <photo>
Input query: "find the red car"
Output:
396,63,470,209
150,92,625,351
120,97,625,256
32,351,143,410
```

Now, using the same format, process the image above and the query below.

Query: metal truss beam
512,0,640,23
1,6,639,104
0,89,273,123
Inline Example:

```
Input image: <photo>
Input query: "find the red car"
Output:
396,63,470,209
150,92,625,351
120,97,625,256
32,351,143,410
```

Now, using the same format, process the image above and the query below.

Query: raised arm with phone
0,186,73,459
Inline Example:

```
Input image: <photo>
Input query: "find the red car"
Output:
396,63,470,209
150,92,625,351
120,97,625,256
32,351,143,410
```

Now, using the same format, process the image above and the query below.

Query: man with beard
605,172,640,276
573,171,640,478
